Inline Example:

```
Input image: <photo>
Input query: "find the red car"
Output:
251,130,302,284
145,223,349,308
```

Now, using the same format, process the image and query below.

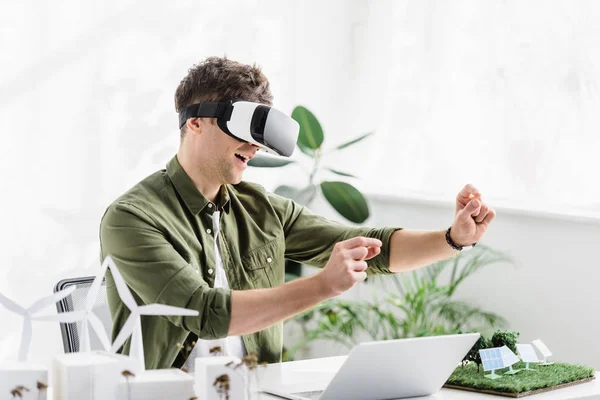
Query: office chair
54,277,113,353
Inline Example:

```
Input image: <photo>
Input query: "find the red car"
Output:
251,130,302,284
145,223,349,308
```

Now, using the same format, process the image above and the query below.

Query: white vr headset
179,100,299,157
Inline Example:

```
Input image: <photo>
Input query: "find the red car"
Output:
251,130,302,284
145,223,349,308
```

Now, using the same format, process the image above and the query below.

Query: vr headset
179,100,299,157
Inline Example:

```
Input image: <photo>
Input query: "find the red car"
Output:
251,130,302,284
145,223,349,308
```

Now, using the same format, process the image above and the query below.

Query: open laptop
262,332,479,400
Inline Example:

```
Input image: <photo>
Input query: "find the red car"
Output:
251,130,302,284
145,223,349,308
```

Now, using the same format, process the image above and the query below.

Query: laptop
261,333,479,400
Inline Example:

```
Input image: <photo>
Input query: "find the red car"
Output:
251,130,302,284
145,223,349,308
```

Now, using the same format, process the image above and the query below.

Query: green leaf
326,311,338,325
274,185,317,206
247,155,295,168
295,185,317,206
298,144,316,157
320,181,369,223
274,185,298,198
292,106,324,156
326,168,357,178
334,132,374,151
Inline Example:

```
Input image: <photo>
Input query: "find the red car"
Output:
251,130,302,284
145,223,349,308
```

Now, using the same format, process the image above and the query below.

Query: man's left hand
450,184,496,247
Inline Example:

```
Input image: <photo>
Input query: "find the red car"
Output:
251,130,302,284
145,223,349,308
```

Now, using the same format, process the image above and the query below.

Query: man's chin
229,175,243,185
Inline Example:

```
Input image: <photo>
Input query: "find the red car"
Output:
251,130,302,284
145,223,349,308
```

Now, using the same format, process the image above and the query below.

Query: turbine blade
104,257,137,311
0,292,26,314
111,313,137,353
88,312,111,351
34,310,87,323
28,286,76,314
86,274,106,311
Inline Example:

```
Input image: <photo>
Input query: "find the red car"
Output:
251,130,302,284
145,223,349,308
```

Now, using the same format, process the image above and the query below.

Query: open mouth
235,153,249,163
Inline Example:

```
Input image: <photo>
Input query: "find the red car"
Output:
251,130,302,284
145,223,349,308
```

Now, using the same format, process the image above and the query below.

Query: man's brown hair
175,56,274,137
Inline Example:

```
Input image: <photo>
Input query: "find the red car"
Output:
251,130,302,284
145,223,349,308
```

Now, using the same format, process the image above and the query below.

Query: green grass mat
445,361,595,395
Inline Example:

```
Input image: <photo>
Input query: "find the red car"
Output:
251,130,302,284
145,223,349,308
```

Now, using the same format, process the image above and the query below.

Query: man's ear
186,118,203,134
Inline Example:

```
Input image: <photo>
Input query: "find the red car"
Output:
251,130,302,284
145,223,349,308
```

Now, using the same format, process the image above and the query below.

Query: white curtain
334,0,600,217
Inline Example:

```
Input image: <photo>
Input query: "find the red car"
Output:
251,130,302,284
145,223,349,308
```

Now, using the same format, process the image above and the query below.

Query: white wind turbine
0,286,77,361
105,256,199,370
35,261,112,352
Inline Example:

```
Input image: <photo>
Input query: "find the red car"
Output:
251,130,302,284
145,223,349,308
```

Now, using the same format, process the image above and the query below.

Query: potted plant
284,245,513,360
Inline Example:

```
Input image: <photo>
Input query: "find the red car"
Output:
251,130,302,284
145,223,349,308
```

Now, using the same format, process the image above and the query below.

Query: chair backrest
54,277,113,353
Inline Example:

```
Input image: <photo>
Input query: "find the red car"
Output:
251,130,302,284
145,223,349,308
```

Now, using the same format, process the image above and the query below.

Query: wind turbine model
105,256,199,370
37,259,114,352
0,286,77,361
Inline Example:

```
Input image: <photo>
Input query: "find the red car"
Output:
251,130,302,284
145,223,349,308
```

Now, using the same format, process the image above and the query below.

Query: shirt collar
166,156,231,215
218,185,232,214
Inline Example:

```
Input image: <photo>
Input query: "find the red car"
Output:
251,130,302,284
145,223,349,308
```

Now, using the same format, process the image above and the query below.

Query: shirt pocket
241,235,285,288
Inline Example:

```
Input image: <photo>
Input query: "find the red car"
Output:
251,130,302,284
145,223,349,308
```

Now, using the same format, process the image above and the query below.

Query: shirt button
208,268,214,274
206,228,212,234
208,204,213,208
195,270,199,274
267,257,272,263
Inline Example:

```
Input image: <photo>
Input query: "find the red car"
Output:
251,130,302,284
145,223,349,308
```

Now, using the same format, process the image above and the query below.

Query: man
99,56,495,371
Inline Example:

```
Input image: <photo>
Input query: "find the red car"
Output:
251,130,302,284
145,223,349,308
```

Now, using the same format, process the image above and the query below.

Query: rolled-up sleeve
268,193,402,276
99,202,231,340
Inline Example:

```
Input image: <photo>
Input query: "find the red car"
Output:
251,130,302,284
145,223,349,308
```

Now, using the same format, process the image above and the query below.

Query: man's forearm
388,229,458,273
228,274,331,336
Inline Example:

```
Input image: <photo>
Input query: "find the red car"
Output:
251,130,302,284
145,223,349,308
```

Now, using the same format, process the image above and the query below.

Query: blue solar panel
480,348,504,371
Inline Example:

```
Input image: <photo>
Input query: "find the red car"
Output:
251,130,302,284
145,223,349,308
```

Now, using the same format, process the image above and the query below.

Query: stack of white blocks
116,368,195,400
52,352,138,400
195,356,246,400
2,354,248,399
0,363,48,400
52,351,196,400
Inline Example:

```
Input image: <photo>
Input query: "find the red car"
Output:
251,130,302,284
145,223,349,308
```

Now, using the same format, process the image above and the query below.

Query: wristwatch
445,227,476,252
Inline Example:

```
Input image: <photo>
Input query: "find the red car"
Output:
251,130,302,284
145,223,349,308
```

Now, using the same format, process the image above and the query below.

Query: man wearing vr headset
100,56,495,371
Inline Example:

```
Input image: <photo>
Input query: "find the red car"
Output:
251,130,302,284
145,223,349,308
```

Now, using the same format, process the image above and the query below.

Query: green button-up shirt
99,156,399,370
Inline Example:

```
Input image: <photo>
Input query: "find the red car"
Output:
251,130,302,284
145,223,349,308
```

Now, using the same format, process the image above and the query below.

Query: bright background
1,0,599,368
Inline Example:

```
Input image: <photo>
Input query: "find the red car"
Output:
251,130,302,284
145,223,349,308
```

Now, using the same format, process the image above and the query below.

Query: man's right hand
317,236,383,296
230,236,383,336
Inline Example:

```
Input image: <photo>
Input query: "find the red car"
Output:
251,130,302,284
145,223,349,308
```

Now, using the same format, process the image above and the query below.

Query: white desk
256,356,600,400
44,356,600,399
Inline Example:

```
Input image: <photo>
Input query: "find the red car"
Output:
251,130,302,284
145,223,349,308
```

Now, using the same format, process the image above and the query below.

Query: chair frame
54,276,99,353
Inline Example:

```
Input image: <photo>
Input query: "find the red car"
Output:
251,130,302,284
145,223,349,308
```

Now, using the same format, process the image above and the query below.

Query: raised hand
451,184,496,247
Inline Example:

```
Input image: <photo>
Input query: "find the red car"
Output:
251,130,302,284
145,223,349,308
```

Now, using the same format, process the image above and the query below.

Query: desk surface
257,356,600,400
44,355,600,399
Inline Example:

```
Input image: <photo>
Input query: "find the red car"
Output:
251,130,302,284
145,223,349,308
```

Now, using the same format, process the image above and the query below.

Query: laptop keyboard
291,390,324,400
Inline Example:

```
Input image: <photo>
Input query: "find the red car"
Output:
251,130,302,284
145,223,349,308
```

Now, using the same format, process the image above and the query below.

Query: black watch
445,227,476,252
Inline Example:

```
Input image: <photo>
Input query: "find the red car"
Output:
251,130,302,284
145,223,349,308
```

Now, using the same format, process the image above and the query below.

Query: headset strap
179,101,233,129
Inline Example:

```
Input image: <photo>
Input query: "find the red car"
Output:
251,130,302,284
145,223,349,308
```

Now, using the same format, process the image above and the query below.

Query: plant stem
308,149,322,186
